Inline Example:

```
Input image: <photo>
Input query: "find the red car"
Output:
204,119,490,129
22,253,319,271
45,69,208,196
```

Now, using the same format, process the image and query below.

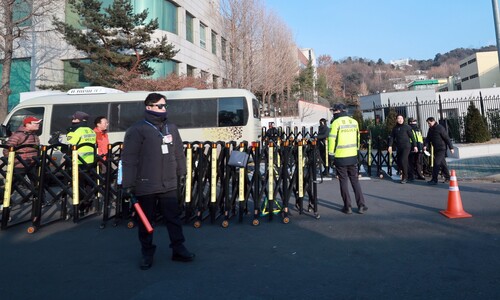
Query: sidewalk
447,155,500,181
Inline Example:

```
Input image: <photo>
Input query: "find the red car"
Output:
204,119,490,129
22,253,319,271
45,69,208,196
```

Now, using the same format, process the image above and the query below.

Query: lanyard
144,120,169,138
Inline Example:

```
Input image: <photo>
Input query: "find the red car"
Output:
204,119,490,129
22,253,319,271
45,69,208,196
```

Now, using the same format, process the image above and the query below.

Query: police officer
328,103,367,214
317,118,329,176
67,111,97,214
408,117,425,180
67,111,97,165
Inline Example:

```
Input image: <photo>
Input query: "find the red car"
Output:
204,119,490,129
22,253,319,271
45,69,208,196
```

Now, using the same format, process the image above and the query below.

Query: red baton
131,196,154,234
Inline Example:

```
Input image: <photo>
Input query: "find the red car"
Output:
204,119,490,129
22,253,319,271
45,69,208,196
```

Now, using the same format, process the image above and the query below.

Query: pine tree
52,0,178,87
464,101,491,143
384,108,397,138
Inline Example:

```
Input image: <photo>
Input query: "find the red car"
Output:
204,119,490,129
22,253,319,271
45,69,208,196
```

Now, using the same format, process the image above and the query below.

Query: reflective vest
411,128,423,151
67,127,97,164
328,116,359,158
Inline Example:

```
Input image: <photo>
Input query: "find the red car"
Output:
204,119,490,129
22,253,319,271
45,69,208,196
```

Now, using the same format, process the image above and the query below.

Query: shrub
464,101,490,143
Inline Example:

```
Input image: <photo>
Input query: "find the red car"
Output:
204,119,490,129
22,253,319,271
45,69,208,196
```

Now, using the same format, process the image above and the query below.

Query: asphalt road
1,176,499,300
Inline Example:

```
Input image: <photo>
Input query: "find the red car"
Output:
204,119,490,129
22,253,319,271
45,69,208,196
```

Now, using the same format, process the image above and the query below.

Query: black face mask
146,110,167,118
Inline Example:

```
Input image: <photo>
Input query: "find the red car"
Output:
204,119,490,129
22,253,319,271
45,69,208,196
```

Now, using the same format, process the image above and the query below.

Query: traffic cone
440,170,472,219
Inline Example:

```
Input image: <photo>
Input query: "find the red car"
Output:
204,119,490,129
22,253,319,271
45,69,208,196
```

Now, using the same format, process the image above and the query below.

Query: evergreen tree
464,101,490,143
52,0,178,87
384,108,397,138
352,108,364,129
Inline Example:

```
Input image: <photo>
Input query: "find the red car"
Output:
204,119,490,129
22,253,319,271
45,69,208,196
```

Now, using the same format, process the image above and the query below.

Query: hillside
331,45,497,102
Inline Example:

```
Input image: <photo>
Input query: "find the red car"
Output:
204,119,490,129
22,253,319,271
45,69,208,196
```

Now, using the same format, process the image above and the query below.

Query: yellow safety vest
67,127,97,164
328,116,359,158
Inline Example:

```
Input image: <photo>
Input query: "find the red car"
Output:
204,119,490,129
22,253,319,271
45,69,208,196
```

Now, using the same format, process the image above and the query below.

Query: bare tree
0,0,57,120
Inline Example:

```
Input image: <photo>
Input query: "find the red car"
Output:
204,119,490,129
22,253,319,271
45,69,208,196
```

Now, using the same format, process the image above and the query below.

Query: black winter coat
388,123,416,150
121,111,187,196
425,123,453,151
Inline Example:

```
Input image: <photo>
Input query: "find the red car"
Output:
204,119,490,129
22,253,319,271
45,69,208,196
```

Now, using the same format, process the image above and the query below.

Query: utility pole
492,0,500,70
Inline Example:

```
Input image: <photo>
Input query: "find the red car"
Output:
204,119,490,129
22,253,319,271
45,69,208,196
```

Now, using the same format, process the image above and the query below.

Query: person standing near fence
3,116,43,205
317,118,329,176
424,117,454,185
121,92,194,270
93,116,109,158
408,117,425,180
388,114,417,184
328,103,367,214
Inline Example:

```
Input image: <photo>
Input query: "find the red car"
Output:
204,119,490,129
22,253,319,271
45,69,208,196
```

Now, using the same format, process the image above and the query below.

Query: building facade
1,0,227,110
459,51,500,90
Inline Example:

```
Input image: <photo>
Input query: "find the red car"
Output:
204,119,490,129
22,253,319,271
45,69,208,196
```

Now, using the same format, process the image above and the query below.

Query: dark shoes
358,206,368,214
172,250,195,262
427,181,438,185
341,207,352,214
140,256,153,270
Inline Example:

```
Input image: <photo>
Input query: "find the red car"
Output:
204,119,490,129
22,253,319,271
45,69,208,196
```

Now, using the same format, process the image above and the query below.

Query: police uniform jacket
67,122,96,164
121,111,187,196
388,123,415,150
425,123,453,151
327,112,359,166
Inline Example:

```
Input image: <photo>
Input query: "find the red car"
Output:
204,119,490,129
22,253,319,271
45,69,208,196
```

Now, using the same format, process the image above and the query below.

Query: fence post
415,97,421,123
438,95,444,121
479,91,485,116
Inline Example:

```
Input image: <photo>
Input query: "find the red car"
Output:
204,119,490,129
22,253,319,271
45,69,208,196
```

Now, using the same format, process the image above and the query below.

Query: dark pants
137,190,186,258
336,164,365,209
408,151,424,179
396,147,410,180
431,150,450,183
318,140,328,171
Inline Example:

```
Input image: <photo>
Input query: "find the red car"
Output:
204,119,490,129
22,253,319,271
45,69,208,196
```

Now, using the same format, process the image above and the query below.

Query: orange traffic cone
440,170,472,219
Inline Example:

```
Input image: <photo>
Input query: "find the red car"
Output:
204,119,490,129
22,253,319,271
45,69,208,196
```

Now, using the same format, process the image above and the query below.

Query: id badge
161,144,169,154
163,134,173,144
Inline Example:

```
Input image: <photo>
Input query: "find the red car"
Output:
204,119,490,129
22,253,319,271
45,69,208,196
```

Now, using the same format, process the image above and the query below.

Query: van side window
4,107,45,136
168,98,218,128
109,102,143,131
218,97,247,127
52,104,107,133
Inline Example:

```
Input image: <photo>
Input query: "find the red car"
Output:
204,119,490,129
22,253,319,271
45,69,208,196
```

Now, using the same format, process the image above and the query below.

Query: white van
1,87,262,145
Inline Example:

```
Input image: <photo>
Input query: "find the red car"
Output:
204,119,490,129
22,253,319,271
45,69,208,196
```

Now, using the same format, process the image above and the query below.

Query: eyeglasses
149,104,167,109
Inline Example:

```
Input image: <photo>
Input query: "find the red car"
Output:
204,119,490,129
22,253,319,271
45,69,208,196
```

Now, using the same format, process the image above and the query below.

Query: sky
264,0,497,62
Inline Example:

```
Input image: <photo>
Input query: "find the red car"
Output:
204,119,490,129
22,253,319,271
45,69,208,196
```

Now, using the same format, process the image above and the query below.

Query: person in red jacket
93,116,109,158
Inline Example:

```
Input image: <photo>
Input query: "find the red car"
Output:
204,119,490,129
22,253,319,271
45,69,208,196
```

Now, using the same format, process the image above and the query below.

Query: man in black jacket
388,115,417,183
424,117,455,185
122,93,194,270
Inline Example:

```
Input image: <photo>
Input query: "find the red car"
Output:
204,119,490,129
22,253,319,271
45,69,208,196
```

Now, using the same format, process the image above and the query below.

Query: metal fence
362,93,500,142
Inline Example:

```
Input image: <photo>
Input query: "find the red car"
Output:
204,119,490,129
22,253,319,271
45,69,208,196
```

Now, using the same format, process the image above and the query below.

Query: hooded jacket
121,111,187,196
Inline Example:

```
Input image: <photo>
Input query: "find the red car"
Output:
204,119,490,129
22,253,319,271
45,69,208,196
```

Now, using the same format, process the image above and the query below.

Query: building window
460,62,467,68
221,38,227,61
186,12,194,43
470,73,478,79
462,77,469,82
0,58,31,110
467,58,477,64
13,0,33,27
212,75,218,89
187,65,195,77
211,30,217,55
164,0,178,34
200,23,206,49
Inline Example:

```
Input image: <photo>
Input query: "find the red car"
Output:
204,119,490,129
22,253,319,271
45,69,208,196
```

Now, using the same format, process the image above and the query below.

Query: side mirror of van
0,125,8,138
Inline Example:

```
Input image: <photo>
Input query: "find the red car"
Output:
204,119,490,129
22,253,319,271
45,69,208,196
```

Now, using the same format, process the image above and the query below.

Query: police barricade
99,142,123,229
179,137,320,228
1,144,42,230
